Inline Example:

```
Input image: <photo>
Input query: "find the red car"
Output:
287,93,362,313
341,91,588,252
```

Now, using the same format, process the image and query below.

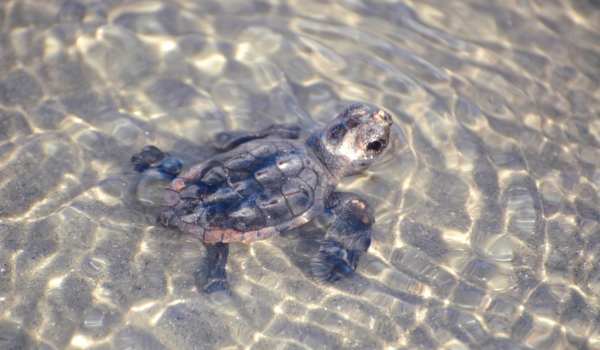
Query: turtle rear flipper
204,242,230,293
131,145,182,177
131,145,167,172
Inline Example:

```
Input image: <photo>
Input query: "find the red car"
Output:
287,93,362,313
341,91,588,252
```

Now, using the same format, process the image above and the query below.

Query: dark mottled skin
132,103,393,292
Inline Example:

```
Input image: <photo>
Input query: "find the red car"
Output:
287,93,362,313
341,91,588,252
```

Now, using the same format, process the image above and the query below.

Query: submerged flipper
212,125,301,151
311,192,373,284
131,145,182,178
204,242,230,293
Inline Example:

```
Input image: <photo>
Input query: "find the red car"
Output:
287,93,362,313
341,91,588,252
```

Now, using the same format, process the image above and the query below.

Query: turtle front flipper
310,192,373,284
204,242,230,293
212,124,301,151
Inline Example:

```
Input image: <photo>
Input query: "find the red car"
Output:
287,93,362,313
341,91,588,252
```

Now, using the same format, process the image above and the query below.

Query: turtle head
316,103,392,178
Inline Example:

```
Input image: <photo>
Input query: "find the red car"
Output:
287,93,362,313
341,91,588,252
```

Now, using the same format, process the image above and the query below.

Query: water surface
1,0,600,349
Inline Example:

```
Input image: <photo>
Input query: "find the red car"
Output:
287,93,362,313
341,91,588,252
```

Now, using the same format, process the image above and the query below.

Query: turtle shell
160,139,331,243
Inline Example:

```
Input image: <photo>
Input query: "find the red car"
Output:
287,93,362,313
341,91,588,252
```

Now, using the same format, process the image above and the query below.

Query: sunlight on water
1,0,600,349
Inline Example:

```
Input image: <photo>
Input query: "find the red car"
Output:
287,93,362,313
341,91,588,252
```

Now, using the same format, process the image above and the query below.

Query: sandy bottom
1,0,600,349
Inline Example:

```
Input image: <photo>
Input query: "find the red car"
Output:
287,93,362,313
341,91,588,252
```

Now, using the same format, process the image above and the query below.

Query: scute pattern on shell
160,140,329,243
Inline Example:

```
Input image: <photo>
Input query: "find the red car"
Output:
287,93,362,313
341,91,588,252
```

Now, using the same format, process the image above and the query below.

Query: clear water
1,0,600,349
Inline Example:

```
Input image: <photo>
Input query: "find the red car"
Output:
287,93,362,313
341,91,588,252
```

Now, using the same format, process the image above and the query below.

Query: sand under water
1,0,600,349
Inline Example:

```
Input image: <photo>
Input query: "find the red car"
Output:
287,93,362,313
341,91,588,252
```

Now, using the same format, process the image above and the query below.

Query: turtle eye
366,140,384,153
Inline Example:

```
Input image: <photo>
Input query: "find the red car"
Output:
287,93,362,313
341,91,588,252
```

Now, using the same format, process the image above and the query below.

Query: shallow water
1,0,600,349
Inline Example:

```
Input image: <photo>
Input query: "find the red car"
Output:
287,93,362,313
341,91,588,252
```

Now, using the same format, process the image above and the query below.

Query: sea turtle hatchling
131,103,393,292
